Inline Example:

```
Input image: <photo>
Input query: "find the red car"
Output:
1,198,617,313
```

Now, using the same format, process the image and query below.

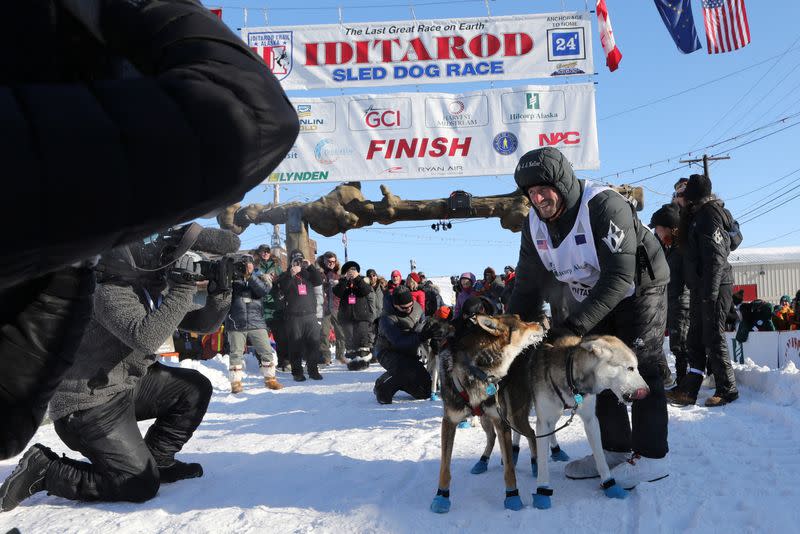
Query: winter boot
307,364,323,380
666,371,703,406
260,365,283,390
705,390,739,407
0,443,58,512
609,453,669,490
158,460,204,483
374,374,395,404
229,366,244,394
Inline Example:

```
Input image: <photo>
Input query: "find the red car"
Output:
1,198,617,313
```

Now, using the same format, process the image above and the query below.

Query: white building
729,246,800,303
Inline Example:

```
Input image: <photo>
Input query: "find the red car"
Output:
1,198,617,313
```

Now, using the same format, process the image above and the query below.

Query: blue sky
200,0,800,278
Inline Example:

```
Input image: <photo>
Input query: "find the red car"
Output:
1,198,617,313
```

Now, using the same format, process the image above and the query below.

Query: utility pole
679,154,730,179
271,184,282,249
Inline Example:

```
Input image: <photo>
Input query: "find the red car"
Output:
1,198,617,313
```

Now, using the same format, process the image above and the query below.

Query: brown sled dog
430,314,544,513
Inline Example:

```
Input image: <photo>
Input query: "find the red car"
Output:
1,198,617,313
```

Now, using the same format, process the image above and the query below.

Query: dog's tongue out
631,388,649,400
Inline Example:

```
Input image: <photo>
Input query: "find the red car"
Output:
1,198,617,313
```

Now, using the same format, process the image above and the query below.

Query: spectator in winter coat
669,174,739,407
317,252,346,364
650,203,690,388
255,245,288,369
384,270,405,310
420,278,445,318
500,266,516,309
226,255,283,393
475,267,505,312
406,273,427,311
453,272,477,318
773,295,795,331
0,249,230,510
277,251,324,381
373,288,440,404
333,261,375,370
366,269,384,321
0,0,298,461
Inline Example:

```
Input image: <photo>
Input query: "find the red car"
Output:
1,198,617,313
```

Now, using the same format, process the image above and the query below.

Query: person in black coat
0,0,298,460
510,147,670,489
650,203,690,388
333,261,374,370
276,250,324,381
373,288,438,404
668,174,739,407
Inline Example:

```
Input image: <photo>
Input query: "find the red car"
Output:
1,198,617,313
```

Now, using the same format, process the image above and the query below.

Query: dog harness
451,366,499,417
549,351,585,409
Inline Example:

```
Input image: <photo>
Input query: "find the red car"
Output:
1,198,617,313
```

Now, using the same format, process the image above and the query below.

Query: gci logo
539,131,580,146
364,105,401,128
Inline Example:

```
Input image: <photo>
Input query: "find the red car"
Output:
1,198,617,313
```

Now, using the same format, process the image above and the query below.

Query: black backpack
712,202,743,251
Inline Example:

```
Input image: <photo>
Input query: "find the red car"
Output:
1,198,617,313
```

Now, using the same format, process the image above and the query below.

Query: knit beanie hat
392,287,413,306
683,174,712,203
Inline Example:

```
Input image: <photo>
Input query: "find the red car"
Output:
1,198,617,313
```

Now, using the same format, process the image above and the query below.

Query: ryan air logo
602,220,625,253
493,132,518,155
249,31,293,80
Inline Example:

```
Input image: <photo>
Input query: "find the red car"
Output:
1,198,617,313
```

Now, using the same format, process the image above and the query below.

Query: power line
688,35,800,150
598,49,800,122
746,227,800,247
596,111,800,183
724,167,800,202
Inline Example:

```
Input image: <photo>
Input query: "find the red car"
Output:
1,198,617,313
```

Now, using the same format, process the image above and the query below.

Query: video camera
450,275,461,294
98,223,241,294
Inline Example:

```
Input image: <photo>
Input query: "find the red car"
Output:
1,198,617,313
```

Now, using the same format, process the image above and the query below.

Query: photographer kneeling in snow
0,236,233,511
373,287,444,404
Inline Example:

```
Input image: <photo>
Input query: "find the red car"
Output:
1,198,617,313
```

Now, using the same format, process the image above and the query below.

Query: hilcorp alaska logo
501,90,565,124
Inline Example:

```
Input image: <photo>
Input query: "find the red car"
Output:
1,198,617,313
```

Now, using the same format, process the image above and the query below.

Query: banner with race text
267,83,598,184
242,12,594,90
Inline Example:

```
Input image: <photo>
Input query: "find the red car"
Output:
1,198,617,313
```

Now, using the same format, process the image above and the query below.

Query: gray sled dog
530,335,650,509
430,314,544,514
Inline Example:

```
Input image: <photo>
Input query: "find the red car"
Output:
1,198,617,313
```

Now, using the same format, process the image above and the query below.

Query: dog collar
565,352,584,401
452,374,497,417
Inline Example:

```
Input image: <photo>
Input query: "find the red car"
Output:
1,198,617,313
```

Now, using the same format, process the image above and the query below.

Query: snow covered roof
728,246,800,265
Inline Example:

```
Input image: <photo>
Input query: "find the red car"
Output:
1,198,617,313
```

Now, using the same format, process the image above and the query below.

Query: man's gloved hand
420,321,448,341
168,254,199,286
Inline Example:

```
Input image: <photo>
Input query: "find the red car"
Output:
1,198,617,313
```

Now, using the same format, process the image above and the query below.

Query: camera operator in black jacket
0,0,299,460
277,251,324,381
0,226,236,511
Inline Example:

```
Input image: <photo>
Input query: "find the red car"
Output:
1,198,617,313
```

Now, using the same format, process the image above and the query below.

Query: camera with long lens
450,275,461,294
98,223,241,294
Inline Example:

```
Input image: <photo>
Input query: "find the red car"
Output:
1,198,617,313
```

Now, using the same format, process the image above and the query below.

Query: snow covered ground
2,354,799,534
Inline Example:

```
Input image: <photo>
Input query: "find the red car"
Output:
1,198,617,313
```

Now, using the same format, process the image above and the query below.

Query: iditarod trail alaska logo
249,31,293,80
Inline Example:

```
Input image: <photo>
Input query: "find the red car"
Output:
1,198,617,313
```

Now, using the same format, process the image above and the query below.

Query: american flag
536,239,549,250
702,0,751,54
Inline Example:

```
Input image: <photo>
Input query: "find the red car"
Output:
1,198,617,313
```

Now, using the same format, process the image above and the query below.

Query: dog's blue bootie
430,392,440,401
531,458,538,477
504,489,523,511
533,487,553,509
470,456,489,474
602,478,628,499
430,489,451,513
457,420,471,429
550,446,569,462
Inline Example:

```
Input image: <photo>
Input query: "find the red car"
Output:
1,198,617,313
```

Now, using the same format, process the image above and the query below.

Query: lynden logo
366,137,472,160
249,31,293,80
526,92,540,110
539,131,580,146
268,171,329,182
349,99,411,131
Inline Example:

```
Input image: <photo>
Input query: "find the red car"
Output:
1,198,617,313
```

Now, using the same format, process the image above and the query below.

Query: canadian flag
596,0,622,72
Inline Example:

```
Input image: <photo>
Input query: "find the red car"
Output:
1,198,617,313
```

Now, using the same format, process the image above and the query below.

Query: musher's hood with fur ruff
513,147,581,214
